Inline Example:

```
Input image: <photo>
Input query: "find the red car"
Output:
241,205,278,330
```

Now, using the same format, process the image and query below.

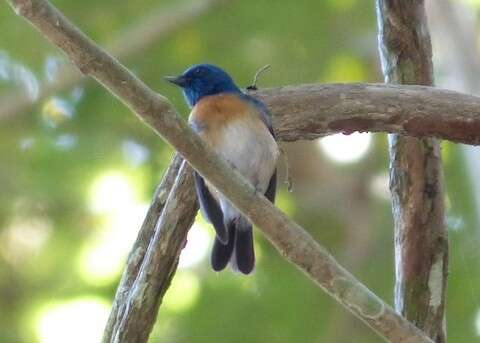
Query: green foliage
0,0,479,342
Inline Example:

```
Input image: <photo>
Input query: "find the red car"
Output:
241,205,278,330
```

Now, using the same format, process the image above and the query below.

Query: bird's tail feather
210,217,255,274
231,217,255,275
211,223,236,271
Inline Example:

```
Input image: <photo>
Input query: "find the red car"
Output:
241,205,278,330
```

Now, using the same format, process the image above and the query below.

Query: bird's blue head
165,64,241,107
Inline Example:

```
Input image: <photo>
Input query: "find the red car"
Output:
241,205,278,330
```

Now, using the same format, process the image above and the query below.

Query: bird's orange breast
188,92,279,210
189,94,252,135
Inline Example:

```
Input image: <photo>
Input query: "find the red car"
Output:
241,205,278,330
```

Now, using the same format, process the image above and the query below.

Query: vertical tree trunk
376,1,448,342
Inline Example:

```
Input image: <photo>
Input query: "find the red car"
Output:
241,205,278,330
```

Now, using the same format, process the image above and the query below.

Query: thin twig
246,64,270,90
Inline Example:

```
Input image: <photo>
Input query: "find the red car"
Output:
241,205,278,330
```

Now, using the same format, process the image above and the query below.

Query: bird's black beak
164,75,188,88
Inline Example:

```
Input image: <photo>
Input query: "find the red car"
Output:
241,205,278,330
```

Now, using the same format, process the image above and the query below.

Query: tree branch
103,154,195,341
0,0,230,121
256,83,480,145
108,160,198,342
376,1,448,341
4,0,455,341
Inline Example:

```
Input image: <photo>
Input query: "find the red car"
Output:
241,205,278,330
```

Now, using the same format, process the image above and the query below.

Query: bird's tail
210,216,255,274
211,223,235,272
231,216,254,274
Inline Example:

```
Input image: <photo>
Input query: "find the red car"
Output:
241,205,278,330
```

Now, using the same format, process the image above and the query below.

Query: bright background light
318,132,372,164
0,216,51,267
162,271,201,313
36,297,110,343
476,309,480,336
88,171,137,215
178,220,210,270
80,171,148,284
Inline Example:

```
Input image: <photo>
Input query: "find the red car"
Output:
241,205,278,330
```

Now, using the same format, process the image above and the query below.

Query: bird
165,64,279,274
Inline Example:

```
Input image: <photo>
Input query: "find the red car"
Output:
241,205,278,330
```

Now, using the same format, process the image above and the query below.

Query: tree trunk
376,1,448,341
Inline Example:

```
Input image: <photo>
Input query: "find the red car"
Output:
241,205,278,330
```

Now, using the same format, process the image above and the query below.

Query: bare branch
376,1,448,341
5,0,451,341
108,161,198,342
103,154,192,341
0,0,230,121
255,83,480,145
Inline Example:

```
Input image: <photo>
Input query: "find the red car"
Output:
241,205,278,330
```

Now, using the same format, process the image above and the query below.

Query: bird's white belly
208,120,279,221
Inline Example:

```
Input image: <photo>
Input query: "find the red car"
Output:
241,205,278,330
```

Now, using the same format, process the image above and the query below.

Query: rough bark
108,161,197,343
6,0,435,341
256,83,480,145
103,154,197,342
0,0,230,121
376,1,448,341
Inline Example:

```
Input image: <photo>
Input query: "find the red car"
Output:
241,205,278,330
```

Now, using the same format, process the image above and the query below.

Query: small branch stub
246,64,270,90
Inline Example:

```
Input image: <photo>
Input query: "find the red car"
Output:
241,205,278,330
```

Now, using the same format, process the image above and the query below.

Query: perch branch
5,0,437,341
376,1,448,341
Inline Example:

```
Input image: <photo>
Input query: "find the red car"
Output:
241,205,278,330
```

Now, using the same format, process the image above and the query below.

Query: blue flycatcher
166,64,278,274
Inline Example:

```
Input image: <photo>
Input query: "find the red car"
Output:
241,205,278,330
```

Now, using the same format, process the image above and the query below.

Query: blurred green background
1,0,480,342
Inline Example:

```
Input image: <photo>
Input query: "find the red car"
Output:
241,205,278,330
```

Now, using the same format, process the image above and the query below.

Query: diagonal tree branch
4,0,438,341
376,1,448,342
0,0,230,121
103,154,191,341
109,160,198,343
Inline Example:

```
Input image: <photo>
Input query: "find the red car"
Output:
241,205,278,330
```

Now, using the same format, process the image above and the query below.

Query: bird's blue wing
240,93,275,138
240,93,277,203
264,169,277,203
193,171,229,244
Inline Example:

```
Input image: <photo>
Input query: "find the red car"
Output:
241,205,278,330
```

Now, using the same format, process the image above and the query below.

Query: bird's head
165,64,240,107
